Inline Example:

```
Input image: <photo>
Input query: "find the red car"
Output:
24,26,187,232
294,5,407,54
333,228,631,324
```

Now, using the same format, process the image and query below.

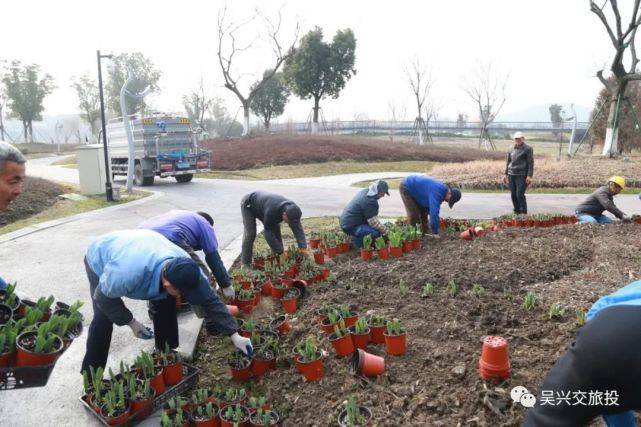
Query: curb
0,190,162,244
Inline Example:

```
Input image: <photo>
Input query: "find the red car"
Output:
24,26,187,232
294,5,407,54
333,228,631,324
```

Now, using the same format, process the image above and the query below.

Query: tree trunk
28,121,33,143
22,121,28,142
312,96,320,134
242,102,250,136
0,107,4,141
602,90,622,157
264,118,271,131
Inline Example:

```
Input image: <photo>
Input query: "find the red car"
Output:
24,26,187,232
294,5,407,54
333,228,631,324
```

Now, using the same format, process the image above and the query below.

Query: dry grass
430,156,641,189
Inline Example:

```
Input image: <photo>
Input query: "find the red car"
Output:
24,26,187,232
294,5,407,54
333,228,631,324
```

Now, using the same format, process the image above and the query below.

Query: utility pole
97,50,114,202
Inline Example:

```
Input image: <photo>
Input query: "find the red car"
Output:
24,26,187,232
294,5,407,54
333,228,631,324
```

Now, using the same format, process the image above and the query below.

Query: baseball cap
285,204,302,223
449,187,462,208
377,180,390,196
513,131,525,139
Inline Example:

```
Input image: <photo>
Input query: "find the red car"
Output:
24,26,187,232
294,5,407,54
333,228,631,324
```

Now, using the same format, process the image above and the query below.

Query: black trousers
524,305,641,426
509,175,528,214
80,259,179,374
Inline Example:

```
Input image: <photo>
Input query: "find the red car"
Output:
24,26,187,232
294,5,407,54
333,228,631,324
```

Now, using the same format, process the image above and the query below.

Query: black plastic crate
0,363,56,390
79,363,200,426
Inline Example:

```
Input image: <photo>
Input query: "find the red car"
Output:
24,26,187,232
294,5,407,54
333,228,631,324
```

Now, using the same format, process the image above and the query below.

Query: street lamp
97,50,114,202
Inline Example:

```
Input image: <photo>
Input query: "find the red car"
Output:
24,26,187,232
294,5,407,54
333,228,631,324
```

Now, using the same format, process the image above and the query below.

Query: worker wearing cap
340,179,390,247
524,279,641,426
503,131,534,214
576,177,628,224
399,175,462,237
81,229,251,373
240,191,307,266
138,210,234,300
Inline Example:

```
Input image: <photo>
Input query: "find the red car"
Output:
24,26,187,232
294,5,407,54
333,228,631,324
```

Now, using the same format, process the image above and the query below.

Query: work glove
128,319,154,340
222,286,235,300
230,332,253,358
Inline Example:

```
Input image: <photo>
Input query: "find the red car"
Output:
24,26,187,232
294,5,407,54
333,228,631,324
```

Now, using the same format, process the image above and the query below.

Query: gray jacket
506,143,534,177
576,186,625,219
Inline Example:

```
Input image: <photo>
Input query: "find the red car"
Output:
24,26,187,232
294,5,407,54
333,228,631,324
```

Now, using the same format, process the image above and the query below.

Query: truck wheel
134,164,154,186
175,174,193,183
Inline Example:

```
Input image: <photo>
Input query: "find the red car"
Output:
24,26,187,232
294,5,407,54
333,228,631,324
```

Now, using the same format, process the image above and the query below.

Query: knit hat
164,258,201,292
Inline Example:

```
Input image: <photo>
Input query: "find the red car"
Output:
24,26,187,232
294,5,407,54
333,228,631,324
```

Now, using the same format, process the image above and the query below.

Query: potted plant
247,395,269,414
401,227,413,253
228,351,252,381
367,315,387,345
135,351,166,395
340,234,352,253
360,235,374,261
0,322,18,368
374,236,389,260
280,287,300,314
236,288,256,314
220,403,250,427
320,310,342,335
99,380,131,426
339,305,359,328
239,317,255,338
252,337,277,377
189,388,216,409
218,387,247,409
349,318,370,350
337,396,373,427
269,314,290,334
350,348,385,377
410,225,422,250
270,280,289,300
15,322,63,367
160,342,183,385
191,402,219,427
388,230,403,257
313,248,325,265
249,408,280,427
329,319,355,358
84,366,109,411
294,335,324,382
384,319,407,356
128,376,155,420
161,407,188,427
0,282,20,314
0,303,12,325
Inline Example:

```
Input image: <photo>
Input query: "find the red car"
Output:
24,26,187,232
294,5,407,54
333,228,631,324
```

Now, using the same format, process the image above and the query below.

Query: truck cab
107,114,211,186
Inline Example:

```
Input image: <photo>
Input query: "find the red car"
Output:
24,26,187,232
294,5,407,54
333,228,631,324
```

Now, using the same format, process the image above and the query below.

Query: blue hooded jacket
402,175,448,234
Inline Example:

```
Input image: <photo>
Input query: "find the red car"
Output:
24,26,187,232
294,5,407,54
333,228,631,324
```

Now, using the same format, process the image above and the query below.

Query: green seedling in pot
362,234,373,249
576,310,587,326
254,408,276,426
422,283,434,297
248,395,267,411
33,323,58,354
224,404,245,422
161,342,180,365
471,284,485,298
161,407,185,427
167,396,188,410
250,331,264,348
344,396,367,426
0,322,19,353
24,306,43,327
296,335,320,362
100,380,127,417
1,282,18,307
332,319,349,338
548,303,565,320
353,317,368,334
368,315,386,326
194,402,215,420
191,388,211,405
447,280,459,297
238,288,255,300
129,376,153,401
223,387,246,404
36,295,55,312
89,366,106,399
388,230,402,247
386,319,404,335
523,292,538,310
134,351,157,379
82,369,91,395
326,310,340,325
399,280,409,297
338,305,353,319
374,236,387,250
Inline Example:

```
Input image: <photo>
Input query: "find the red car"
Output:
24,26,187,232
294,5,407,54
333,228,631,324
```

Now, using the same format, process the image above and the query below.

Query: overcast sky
0,0,631,122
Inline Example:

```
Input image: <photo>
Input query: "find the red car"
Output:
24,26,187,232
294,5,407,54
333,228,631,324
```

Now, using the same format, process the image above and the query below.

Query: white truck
107,114,211,186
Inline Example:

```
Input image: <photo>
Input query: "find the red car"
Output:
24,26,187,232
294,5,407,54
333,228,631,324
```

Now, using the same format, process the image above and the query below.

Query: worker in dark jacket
503,132,534,214
138,210,234,300
0,141,26,291
399,175,461,237
81,229,251,373
524,280,641,426
240,191,307,266
340,180,389,247
576,176,628,224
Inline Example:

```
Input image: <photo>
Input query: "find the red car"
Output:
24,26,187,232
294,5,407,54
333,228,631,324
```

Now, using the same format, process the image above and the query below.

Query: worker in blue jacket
524,280,641,426
81,229,251,374
138,210,234,300
399,175,462,236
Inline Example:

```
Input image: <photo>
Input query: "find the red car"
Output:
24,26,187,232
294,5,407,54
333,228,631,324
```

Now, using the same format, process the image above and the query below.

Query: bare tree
217,5,299,136
590,0,641,156
387,99,407,143
462,61,508,150
405,58,433,144
183,77,213,132
424,100,442,143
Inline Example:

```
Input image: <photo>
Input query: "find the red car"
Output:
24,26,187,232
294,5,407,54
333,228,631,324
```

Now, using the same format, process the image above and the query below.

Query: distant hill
497,104,592,122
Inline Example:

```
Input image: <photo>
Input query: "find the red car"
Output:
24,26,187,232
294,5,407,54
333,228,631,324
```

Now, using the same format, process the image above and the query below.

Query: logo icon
511,386,537,408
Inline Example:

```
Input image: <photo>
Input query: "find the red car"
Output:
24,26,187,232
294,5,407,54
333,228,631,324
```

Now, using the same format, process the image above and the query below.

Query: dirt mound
0,177,65,226
201,135,505,170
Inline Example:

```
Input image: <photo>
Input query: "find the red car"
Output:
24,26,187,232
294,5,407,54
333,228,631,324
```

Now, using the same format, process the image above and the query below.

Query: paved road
2,159,640,425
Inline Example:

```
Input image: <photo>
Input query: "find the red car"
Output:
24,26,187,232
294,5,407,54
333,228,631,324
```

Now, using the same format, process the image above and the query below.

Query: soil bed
193,223,639,426
0,177,64,226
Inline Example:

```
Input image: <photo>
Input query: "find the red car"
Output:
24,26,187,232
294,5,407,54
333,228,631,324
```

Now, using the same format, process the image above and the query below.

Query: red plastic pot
330,332,355,358
193,412,220,427
130,392,155,420
341,243,351,253
411,239,422,250
479,335,510,380
270,315,290,334
236,298,254,314
294,354,324,382
320,317,341,335
15,331,63,367
376,248,389,260
163,361,183,386
321,268,330,280
100,405,131,426
281,295,298,314
240,280,253,290
390,246,403,258
326,247,338,258
402,241,413,253
261,280,273,296
271,284,287,299
226,305,240,317
384,332,407,356
219,404,250,427
460,228,474,241
360,249,373,261
309,238,321,249
249,410,279,427
369,325,386,344
350,349,385,377
343,313,359,328
349,327,370,350
474,227,485,237
313,252,325,265
150,370,166,395
251,357,273,377
230,362,252,382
